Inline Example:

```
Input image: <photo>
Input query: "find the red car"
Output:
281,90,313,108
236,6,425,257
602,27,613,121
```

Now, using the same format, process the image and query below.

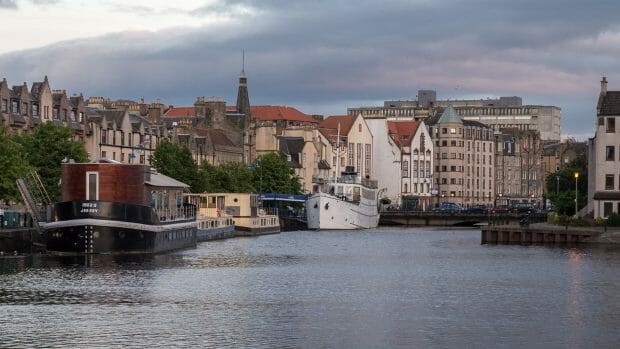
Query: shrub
594,216,604,226
607,213,620,227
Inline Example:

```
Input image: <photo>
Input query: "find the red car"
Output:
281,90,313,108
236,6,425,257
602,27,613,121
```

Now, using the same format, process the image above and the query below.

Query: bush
607,213,620,227
594,216,604,226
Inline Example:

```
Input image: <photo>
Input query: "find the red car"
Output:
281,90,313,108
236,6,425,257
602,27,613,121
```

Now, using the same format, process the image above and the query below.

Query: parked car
433,202,464,213
490,205,510,214
510,203,533,214
464,205,488,214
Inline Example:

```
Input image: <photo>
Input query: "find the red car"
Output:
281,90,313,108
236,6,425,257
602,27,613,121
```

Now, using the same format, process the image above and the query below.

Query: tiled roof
250,105,317,123
318,114,357,141
164,107,196,118
387,121,420,147
598,91,620,116
195,128,236,147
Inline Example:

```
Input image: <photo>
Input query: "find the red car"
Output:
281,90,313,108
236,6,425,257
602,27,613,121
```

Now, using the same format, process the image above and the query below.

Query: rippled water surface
1,227,620,348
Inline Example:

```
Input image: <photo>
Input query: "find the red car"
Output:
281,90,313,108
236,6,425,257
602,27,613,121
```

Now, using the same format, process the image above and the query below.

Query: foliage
200,161,255,193
0,126,32,203
13,122,88,201
607,213,620,227
251,152,302,194
151,140,204,192
545,158,587,216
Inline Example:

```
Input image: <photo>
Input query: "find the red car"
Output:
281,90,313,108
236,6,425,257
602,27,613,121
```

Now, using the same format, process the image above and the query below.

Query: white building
588,77,620,217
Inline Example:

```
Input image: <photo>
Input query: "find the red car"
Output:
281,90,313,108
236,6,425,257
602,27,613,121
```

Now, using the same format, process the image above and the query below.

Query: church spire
236,50,251,125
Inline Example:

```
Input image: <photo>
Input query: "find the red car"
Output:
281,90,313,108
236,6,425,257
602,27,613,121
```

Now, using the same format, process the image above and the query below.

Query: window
1,99,6,112
11,100,19,115
442,128,447,134
101,151,107,158
357,143,362,174
101,129,108,144
86,171,99,200
606,146,615,161
442,140,447,146
605,175,614,190
607,117,616,133
79,112,84,122
402,160,409,177
358,124,362,132
348,143,354,166
450,128,456,134
32,103,39,116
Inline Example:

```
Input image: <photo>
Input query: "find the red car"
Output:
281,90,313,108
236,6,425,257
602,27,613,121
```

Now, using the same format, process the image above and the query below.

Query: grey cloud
0,0,17,9
1,0,619,140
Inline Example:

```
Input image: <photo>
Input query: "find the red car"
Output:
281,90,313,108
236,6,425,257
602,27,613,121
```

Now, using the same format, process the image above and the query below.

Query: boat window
336,186,343,196
86,171,99,200
353,187,361,201
150,191,156,207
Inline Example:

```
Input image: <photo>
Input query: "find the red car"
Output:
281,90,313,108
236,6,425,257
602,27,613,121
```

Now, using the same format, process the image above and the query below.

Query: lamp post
556,175,560,195
574,171,579,217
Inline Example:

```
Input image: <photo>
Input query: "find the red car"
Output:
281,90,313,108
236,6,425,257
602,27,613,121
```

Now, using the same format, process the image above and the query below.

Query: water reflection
1,229,619,348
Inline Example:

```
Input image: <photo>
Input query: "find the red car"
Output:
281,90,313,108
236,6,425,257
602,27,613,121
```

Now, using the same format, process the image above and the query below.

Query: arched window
413,149,419,156
404,183,408,193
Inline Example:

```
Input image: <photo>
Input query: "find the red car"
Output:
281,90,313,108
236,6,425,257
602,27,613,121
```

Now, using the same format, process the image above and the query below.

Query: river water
1,227,619,348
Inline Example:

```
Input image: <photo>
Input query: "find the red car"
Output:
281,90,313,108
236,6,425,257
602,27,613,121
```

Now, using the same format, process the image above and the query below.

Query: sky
1,0,620,140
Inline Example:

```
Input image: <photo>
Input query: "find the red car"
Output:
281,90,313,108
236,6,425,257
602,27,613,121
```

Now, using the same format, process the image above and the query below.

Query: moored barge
43,160,197,254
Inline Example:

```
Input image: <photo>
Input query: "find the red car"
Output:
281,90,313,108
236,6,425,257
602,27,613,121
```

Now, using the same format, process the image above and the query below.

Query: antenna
242,49,245,75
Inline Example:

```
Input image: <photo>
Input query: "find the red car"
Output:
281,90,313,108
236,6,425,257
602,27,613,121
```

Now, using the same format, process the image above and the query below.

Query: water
1,227,619,348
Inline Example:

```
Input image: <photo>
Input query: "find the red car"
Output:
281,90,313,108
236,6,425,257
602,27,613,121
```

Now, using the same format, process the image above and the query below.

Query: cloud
0,0,17,9
1,0,619,140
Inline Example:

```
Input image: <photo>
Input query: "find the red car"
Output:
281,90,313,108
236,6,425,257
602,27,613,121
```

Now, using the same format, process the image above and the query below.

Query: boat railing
259,207,279,216
335,175,378,189
155,204,196,222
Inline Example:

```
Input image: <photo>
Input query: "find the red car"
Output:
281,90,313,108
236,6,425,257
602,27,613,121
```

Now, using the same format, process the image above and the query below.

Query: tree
13,122,88,201
151,140,204,192
0,126,32,203
545,157,588,216
201,161,255,193
252,152,302,194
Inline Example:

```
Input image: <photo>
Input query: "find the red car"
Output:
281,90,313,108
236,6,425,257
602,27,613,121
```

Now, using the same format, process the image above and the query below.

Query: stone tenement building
426,106,496,207
0,76,89,140
494,128,544,207
348,90,562,141
588,77,620,217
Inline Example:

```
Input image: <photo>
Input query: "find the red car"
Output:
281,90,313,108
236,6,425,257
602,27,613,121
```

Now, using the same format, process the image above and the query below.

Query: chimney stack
601,76,608,96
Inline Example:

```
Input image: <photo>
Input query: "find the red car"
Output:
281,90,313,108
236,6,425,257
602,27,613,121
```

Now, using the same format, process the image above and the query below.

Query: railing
155,205,196,222
336,175,378,189
259,207,279,216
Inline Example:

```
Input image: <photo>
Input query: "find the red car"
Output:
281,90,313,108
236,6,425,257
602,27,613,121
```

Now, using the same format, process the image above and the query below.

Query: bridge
379,211,547,227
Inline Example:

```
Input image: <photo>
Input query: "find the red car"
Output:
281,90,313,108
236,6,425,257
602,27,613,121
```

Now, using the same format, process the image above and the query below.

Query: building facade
588,77,620,217
427,106,495,207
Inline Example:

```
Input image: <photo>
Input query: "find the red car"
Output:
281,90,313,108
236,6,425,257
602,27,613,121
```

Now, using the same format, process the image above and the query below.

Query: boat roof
146,171,190,188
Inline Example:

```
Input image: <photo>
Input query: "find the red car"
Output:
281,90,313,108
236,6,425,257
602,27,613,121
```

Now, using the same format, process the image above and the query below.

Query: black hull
45,222,196,254
45,200,197,254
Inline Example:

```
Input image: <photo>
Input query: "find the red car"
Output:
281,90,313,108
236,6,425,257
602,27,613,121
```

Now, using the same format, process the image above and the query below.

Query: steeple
236,49,251,126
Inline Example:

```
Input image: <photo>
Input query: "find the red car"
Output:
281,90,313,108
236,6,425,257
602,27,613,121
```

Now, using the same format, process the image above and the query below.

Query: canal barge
43,160,197,254
184,193,235,241
219,193,280,236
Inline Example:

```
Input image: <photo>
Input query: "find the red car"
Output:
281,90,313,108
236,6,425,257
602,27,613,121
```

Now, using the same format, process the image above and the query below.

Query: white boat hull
305,192,379,230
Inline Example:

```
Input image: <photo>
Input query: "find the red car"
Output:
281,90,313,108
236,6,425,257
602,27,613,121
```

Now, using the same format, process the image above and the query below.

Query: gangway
16,171,52,233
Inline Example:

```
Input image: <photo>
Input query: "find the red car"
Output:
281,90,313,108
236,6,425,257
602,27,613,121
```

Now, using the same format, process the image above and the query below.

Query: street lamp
556,175,560,195
574,171,579,217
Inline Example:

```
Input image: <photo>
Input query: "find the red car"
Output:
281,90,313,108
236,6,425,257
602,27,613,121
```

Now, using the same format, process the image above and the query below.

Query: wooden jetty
481,224,601,244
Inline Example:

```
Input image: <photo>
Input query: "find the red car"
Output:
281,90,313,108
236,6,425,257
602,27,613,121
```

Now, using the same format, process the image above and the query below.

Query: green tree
0,126,32,203
151,140,204,192
13,122,88,201
252,152,302,194
201,161,255,193
545,157,588,216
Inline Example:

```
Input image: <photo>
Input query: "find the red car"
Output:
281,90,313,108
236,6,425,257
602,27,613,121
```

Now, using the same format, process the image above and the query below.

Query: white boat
306,166,381,229
184,193,235,242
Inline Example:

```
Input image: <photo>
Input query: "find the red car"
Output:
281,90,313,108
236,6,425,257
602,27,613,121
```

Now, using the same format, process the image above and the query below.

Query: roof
318,114,357,141
251,105,318,123
164,107,196,118
387,121,420,147
592,191,620,200
146,171,190,188
437,105,462,124
598,91,620,116
195,128,236,147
